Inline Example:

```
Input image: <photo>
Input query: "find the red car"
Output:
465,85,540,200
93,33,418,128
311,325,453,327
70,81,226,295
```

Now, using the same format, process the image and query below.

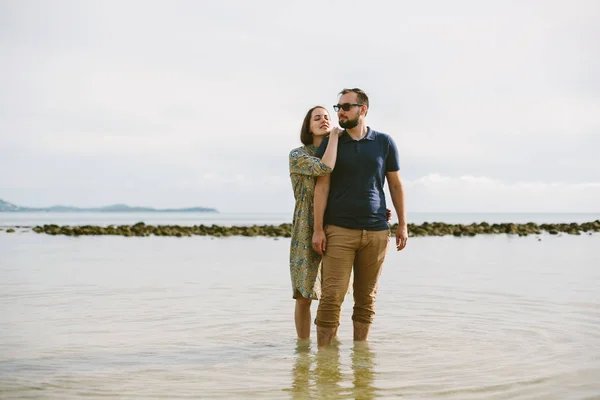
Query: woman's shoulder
289,145,316,159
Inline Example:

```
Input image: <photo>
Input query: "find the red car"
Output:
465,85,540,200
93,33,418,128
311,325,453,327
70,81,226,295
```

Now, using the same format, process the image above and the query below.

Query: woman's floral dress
289,144,332,299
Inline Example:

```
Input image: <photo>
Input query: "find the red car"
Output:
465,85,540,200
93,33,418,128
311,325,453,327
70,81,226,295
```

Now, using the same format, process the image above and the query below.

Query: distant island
0,199,218,213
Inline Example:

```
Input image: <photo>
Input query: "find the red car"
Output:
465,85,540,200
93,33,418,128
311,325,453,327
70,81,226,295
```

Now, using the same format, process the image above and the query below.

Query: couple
288,88,408,347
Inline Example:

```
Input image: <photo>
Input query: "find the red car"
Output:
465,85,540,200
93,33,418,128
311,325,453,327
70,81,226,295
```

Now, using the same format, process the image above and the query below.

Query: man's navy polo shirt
316,127,400,231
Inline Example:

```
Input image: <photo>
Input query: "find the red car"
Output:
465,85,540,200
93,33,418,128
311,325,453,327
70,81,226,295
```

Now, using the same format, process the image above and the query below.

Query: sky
1,0,599,213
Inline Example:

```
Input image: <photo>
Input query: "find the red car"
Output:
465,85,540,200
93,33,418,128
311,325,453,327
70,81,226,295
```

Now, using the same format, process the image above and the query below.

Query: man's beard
339,115,359,129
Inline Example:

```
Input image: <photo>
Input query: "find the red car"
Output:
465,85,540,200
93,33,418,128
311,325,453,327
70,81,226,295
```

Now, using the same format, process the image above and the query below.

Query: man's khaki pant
315,225,390,328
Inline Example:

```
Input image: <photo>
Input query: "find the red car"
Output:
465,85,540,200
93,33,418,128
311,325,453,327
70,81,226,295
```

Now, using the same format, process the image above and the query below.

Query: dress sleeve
289,148,333,177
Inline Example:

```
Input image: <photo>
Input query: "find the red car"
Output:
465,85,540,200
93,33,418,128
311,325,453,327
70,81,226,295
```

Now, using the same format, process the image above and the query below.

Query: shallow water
1,232,599,399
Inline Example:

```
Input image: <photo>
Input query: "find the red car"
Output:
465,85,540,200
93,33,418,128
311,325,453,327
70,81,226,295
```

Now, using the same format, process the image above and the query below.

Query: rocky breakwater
27,220,600,238
395,220,600,237
31,222,293,238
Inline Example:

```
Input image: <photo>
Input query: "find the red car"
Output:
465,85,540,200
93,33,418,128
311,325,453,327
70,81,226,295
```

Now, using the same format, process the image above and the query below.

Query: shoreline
2,220,599,237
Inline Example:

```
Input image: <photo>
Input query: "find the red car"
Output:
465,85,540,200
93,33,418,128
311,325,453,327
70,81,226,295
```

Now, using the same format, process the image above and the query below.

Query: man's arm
312,174,331,255
386,170,407,251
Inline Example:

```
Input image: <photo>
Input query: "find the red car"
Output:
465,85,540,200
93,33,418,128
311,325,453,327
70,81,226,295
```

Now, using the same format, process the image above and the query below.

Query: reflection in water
290,340,376,399
351,342,377,400
314,342,343,398
291,339,312,399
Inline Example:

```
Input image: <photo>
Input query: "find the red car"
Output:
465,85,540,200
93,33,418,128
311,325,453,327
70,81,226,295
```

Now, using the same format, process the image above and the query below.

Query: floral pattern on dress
289,145,332,299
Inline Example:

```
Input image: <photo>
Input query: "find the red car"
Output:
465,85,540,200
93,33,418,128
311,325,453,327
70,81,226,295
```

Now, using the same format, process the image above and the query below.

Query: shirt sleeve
289,148,333,177
386,135,401,172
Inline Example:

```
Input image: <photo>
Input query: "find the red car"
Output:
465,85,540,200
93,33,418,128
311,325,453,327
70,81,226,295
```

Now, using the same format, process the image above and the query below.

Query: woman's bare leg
295,297,312,339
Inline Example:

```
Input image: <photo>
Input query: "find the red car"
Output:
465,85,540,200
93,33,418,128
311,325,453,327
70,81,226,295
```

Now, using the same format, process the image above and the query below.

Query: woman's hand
329,126,343,136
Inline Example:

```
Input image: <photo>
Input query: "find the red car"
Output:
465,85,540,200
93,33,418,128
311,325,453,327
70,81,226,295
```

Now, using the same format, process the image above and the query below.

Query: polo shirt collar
340,126,375,143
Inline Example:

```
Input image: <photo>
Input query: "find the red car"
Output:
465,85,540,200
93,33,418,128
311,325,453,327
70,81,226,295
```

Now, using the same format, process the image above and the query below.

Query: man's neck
346,122,368,140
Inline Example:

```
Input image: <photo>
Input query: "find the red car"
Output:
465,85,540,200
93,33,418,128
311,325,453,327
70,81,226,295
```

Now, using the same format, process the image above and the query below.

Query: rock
6,228,15,233
24,220,599,239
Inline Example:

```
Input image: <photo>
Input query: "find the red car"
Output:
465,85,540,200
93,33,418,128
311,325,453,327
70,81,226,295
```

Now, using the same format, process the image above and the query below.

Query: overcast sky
1,0,599,213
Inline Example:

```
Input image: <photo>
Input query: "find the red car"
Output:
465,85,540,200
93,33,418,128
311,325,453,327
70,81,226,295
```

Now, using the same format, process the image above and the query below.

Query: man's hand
312,229,327,256
396,223,408,251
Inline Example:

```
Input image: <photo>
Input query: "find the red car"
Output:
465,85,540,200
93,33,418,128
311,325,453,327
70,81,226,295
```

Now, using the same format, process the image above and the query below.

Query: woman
288,105,341,340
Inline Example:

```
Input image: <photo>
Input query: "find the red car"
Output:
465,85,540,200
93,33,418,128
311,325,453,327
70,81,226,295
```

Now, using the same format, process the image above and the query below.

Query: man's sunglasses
333,103,364,112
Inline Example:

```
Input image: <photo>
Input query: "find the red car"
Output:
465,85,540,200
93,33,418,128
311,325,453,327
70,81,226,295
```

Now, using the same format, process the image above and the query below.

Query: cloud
1,0,599,211
2,164,599,213
403,174,600,213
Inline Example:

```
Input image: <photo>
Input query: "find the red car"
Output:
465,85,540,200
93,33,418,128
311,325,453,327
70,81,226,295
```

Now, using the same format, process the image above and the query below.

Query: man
312,88,408,347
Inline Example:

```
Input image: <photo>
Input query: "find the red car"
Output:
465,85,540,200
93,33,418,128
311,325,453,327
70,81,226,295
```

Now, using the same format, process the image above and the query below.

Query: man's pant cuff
351,315,374,325
314,319,339,328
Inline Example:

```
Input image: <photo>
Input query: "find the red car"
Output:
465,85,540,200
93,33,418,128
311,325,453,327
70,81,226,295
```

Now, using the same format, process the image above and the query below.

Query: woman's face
310,108,331,137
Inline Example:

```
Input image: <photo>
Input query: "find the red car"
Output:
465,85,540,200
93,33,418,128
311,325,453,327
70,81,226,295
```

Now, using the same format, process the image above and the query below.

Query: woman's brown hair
300,106,327,145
